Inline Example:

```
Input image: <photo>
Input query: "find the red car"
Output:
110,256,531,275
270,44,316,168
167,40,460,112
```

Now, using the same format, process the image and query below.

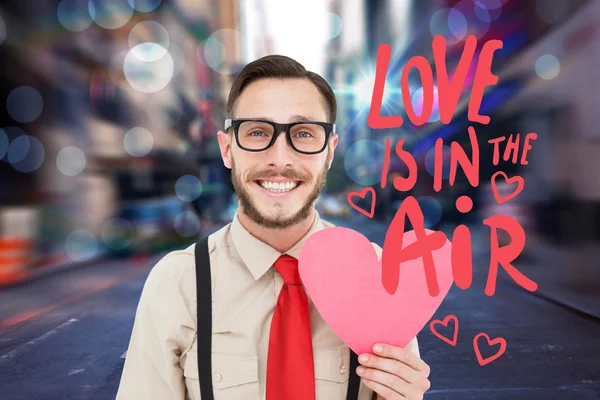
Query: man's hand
356,343,431,400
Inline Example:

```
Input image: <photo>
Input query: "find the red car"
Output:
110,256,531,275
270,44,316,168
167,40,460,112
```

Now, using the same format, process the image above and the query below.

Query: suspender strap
195,236,214,400
194,235,361,400
346,351,361,400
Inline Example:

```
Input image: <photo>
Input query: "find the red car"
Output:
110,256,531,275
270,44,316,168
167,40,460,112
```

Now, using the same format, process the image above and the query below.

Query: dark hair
226,55,337,123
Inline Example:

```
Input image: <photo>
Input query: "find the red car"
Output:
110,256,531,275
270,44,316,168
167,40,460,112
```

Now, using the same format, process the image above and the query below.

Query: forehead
234,78,329,122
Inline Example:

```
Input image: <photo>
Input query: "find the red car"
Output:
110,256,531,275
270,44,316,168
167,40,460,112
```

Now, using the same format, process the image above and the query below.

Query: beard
231,158,328,230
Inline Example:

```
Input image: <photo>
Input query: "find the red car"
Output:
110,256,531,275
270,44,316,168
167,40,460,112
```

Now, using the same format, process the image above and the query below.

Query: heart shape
473,333,507,366
299,227,453,355
491,171,524,204
347,187,376,218
429,314,458,346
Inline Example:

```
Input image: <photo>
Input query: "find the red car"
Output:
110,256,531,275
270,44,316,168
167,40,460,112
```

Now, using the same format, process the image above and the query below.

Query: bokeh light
57,0,93,32
127,0,162,13
204,29,246,74
0,128,8,160
8,135,45,173
344,140,386,186
7,135,29,163
175,175,203,202
7,86,43,123
124,127,154,157
411,86,440,123
425,144,451,179
65,229,98,261
88,0,134,30
535,54,560,80
128,21,170,62
101,218,134,250
174,211,201,237
327,12,343,40
417,196,443,228
453,0,490,39
123,44,175,93
0,126,27,162
353,73,394,107
430,8,467,45
448,8,468,40
57,146,87,176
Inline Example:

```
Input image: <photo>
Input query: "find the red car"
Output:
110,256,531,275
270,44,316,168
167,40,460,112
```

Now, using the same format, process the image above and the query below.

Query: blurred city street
0,216,599,400
0,0,599,398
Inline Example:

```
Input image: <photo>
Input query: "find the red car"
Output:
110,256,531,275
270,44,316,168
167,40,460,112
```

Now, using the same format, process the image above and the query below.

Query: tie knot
273,255,301,285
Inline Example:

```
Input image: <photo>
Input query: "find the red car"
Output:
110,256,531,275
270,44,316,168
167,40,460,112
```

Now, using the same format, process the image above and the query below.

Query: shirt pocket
184,351,260,400
314,346,351,400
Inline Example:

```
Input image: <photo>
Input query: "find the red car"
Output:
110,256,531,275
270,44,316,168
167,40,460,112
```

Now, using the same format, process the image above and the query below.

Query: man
117,55,431,399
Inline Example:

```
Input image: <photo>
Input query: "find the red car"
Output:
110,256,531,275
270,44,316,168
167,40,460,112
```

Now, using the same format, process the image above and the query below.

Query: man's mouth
255,180,302,194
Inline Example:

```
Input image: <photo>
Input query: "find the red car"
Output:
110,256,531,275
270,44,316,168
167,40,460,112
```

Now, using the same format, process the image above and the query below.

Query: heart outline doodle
347,187,376,218
429,314,459,346
473,332,507,366
491,171,524,205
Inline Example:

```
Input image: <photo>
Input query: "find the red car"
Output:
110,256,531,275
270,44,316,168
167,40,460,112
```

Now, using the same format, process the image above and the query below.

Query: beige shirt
116,211,420,400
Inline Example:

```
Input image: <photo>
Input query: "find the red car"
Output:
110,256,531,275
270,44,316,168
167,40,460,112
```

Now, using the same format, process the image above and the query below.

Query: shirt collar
230,210,326,280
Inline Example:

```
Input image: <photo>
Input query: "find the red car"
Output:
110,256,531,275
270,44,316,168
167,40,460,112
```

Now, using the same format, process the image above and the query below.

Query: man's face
217,78,338,229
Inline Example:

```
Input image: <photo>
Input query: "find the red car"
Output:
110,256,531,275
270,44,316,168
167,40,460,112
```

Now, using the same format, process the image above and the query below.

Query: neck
236,207,316,253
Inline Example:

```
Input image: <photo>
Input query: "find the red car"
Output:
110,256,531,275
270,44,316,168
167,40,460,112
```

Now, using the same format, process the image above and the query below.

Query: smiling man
117,55,431,400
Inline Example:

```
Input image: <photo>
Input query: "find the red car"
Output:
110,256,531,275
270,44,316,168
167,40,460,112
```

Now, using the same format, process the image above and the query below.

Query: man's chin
256,209,299,224
241,204,311,229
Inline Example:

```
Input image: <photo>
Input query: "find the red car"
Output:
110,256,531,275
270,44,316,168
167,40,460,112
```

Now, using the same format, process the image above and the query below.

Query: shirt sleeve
116,253,195,400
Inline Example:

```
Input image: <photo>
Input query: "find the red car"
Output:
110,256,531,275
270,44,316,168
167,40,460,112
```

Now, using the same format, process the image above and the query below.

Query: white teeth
259,181,298,193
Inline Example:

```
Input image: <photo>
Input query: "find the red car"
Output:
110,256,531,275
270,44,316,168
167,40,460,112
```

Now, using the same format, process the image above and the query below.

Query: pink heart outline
429,314,459,346
347,187,376,218
491,171,524,204
473,332,507,366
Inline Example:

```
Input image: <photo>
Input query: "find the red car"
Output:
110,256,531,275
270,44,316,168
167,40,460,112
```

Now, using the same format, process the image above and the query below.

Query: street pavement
0,216,598,399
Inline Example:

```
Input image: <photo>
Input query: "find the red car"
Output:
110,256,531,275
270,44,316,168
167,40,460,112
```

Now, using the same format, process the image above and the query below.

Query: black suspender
194,236,361,400
347,351,361,399
194,237,214,400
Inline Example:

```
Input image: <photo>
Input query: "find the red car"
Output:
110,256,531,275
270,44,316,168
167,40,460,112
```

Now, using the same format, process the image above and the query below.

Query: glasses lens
290,123,327,153
237,121,275,150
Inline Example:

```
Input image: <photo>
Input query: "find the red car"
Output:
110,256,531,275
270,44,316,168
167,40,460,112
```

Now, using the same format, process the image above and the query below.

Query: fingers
362,378,407,400
358,353,421,384
371,344,430,376
357,344,432,399
358,366,419,399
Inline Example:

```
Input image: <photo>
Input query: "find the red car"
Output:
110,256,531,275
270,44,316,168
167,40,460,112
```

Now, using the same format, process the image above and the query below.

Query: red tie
266,255,316,400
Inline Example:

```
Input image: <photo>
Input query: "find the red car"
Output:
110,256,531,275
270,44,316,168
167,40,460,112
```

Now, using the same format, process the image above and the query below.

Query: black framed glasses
224,118,336,155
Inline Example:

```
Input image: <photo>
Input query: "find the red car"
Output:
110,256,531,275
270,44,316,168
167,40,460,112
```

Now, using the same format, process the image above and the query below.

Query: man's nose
268,130,294,165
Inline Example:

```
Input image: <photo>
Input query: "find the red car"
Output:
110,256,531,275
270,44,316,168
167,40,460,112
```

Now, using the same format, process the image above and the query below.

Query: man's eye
249,130,265,136
296,131,312,138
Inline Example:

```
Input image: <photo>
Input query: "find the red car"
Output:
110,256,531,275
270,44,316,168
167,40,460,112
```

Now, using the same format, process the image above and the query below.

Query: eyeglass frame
224,118,336,155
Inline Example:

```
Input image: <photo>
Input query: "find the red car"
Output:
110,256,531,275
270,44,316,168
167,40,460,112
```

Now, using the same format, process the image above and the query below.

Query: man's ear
217,130,233,169
327,133,339,170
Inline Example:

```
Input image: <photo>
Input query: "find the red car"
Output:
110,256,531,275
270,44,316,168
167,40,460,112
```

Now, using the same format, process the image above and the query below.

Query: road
0,217,599,400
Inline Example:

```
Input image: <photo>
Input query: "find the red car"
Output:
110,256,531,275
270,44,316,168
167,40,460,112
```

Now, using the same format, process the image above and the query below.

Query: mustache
248,169,309,182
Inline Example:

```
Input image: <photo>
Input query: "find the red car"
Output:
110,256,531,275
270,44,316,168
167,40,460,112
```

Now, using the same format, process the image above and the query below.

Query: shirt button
339,365,347,375
213,373,222,382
